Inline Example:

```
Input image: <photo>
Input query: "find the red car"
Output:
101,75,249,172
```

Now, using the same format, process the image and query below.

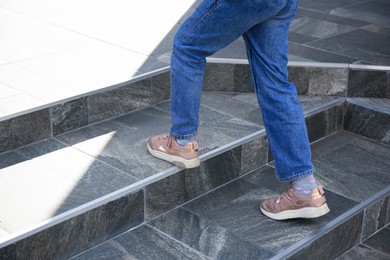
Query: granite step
0,92,344,259
72,131,390,260
0,62,389,259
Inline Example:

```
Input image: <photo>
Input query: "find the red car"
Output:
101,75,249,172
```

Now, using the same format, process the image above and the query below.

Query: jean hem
277,168,315,182
169,131,198,140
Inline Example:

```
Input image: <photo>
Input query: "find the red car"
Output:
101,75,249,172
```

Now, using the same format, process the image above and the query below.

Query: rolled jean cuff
277,168,315,183
169,131,197,141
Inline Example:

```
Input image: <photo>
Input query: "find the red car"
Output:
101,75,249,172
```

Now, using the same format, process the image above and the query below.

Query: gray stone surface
1,190,144,259
0,109,51,153
311,132,390,202
51,97,88,136
362,196,390,241
308,68,348,96
305,105,343,142
73,225,209,260
307,30,390,65
363,225,390,256
344,103,390,144
347,69,389,98
157,165,358,257
289,213,364,259
337,244,390,260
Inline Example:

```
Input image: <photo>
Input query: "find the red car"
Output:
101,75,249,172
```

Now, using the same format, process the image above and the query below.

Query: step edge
346,98,390,115
0,129,267,249
271,186,390,260
207,58,390,71
304,97,345,117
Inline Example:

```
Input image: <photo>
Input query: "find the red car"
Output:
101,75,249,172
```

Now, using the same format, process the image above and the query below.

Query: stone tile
200,92,262,126
337,244,390,260
203,63,234,92
2,190,144,259
310,131,356,158
290,17,356,39
344,103,390,144
145,171,186,221
0,150,28,169
0,93,44,116
18,142,138,199
0,109,51,153
0,21,68,64
183,166,358,255
299,96,344,115
308,68,348,96
288,31,318,44
288,66,310,95
233,64,253,92
288,42,358,63
150,208,273,259
362,196,390,240
0,159,93,234
305,105,343,143
134,56,170,75
314,160,383,203
16,44,145,93
150,71,171,104
241,134,268,175
329,1,390,27
185,147,242,199
57,107,173,180
307,30,390,65
103,191,144,239
0,64,71,104
156,101,263,154
51,97,88,136
297,0,363,12
0,82,19,99
211,37,247,59
88,80,152,123
363,226,390,256
0,227,10,241
0,13,97,47
74,225,208,260
312,141,390,202
288,213,364,259
295,8,370,28
0,243,16,259
361,24,390,37
348,69,388,98
146,147,242,220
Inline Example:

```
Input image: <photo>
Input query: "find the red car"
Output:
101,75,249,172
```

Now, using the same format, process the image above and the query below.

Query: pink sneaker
147,134,200,169
260,185,330,220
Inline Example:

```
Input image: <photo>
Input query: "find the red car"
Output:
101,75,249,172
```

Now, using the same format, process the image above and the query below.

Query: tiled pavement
0,0,390,258
1,86,389,258
72,131,390,260
0,0,389,119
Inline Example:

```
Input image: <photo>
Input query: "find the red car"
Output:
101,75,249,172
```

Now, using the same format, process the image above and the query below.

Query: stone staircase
0,61,389,259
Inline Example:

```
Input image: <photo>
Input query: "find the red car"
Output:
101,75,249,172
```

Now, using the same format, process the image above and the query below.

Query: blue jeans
169,0,314,182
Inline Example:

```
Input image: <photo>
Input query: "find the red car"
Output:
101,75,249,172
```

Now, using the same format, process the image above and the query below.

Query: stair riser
283,193,390,259
288,212,364,259
0,190,144,259
2,63,388,154
344,103,390,145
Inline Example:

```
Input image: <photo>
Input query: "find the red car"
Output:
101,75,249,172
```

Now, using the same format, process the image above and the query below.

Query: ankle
292,174,318,196
175,137,196,147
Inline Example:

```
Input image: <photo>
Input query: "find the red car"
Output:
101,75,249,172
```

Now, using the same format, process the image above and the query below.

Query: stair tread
73,132,390,260
0,93,343,243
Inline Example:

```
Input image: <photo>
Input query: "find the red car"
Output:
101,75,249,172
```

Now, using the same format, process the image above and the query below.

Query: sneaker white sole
148,144,200,169
260,203,330,220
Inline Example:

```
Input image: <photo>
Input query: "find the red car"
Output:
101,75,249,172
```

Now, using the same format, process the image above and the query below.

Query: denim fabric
169,0,315,182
